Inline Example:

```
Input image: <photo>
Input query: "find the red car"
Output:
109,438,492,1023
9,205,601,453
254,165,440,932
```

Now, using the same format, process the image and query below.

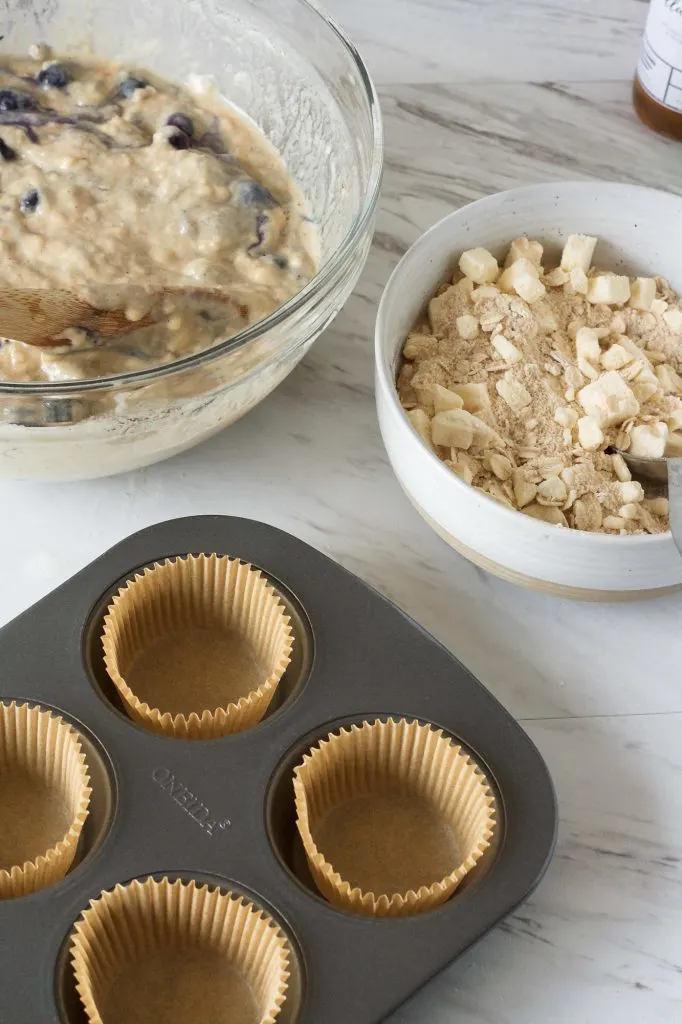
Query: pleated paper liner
71,877,290,1024
102,554,294,739
0,701,92,900
293,717,496,917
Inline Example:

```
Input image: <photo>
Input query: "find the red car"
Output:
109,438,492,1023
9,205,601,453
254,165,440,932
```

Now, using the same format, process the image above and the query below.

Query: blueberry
166,112,193,137
0,137,16,161
36,63,71,89
0,89,37,112
117,75,147,99
247,211,269,254
271,254,288,271
20,189,39,213
167,128,190,150
197,130,225,153
233,180,277,208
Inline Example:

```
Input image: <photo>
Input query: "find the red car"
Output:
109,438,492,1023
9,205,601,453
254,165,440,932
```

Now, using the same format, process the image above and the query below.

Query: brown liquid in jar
633,74,682,140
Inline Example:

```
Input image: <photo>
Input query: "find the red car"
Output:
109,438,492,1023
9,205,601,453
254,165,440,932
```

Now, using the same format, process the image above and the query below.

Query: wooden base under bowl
405,491,680,603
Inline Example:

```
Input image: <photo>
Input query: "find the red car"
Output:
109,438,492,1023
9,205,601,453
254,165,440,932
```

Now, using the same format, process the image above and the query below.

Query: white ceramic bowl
375,182,682,600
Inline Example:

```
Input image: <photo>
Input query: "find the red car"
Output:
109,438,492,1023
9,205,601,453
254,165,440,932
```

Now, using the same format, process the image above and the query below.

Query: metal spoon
617,450,682,555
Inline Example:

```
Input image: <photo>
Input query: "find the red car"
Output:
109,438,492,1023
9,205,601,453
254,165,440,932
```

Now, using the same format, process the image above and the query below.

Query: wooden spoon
0,286,237,348
0,287,156,347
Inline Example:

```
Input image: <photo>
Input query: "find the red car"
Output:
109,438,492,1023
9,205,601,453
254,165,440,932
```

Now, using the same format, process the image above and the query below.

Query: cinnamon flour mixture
398,235,682,534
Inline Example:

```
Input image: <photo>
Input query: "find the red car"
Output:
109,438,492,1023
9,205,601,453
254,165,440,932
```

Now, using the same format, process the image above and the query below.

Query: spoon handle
668,457,682,557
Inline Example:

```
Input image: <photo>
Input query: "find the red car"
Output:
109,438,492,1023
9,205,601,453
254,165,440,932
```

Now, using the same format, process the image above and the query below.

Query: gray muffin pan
0,515,557,1023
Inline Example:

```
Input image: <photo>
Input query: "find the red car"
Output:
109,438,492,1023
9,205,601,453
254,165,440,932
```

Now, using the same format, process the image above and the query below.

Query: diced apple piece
459,247,499,285
628,277,656,311
560,234,597,273
577,371,639,428
586,274,631,306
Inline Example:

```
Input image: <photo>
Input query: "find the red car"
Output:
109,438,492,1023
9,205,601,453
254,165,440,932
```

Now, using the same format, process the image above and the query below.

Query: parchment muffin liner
0,701,92,900
71,877,290,1024
102,553,294,739
293,717,496,917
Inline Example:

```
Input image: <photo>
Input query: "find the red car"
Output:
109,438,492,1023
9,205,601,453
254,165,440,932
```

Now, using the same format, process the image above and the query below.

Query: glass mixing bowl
0,0,383,479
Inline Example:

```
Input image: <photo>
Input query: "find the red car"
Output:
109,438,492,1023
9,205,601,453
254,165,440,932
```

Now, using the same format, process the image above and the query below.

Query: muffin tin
0,514,557,1023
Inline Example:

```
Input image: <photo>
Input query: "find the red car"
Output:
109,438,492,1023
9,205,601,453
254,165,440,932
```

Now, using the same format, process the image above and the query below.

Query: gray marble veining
324,0,648,84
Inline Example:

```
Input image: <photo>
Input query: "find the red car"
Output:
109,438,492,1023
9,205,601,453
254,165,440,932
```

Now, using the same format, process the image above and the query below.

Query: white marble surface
325,0,649,85
1,1,682,1020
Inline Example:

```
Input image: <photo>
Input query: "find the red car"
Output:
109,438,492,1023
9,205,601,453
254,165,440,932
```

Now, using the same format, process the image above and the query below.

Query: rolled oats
492,334,523,364
486,451,514,481
511,468,537,508
611,453,632,482
496,375,532,412
537,476,568,506
432,409,475,449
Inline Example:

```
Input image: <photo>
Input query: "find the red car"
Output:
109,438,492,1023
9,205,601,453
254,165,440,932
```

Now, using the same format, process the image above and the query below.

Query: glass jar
634,0,682,139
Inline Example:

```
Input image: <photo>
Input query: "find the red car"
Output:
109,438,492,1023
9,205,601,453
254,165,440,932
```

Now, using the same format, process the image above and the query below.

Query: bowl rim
0,1,384,397
375,181,680,548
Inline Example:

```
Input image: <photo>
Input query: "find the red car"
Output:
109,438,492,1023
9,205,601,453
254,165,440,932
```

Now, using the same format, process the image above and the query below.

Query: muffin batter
0,48,318,382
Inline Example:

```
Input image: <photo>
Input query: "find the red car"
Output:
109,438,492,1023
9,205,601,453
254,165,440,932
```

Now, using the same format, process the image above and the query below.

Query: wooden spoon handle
0,289,154,348
0,285,233,348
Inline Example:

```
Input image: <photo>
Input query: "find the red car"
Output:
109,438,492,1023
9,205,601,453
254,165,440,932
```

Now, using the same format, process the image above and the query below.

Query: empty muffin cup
0,701,91,900
293,717,496,917
102,554,294,739
71,877,290,1024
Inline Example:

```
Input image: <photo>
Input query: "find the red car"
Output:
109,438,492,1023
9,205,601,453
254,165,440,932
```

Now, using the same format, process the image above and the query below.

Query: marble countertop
1,1,681,1020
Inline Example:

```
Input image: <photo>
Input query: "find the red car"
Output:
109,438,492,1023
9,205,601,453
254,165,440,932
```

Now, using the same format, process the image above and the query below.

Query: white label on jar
637,0,682,110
